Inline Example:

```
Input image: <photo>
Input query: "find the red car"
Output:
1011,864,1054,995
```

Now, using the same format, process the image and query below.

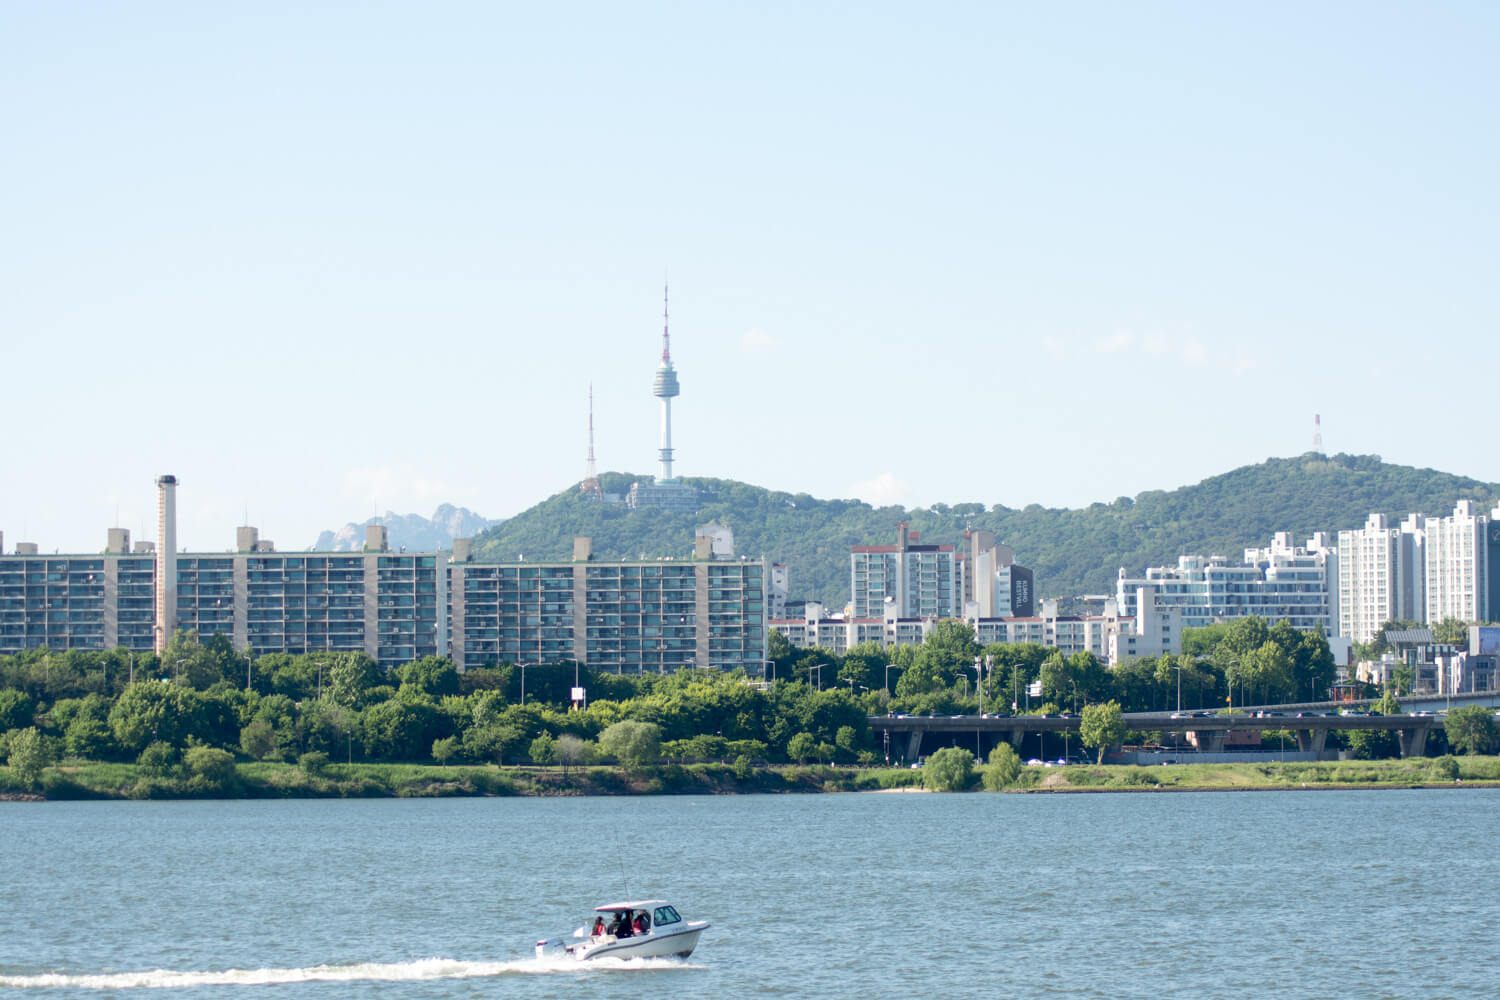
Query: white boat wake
0,955,705,989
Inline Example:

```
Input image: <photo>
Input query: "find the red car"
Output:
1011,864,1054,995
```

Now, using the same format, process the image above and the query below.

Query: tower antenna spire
661,281,671,364
651,282,681,481
1313,413,1324,455
581,383,602,499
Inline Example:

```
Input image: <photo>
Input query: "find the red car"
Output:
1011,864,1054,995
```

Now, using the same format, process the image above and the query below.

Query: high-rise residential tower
1424,500,1490,624
1337,512,1425,645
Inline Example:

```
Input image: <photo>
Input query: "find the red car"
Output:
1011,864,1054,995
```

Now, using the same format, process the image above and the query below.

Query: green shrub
982,744,1022,791
298,751,330,775
137,741,179,777
872,768,923,789
6,727,49,791
183,745,238,793
1110,767,1159,788
923,748,975,792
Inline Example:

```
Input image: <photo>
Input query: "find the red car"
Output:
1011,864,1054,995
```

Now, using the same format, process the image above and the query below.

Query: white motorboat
535,900,709,961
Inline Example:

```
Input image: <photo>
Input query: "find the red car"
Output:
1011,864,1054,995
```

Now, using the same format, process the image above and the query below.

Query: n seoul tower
652,284,681,481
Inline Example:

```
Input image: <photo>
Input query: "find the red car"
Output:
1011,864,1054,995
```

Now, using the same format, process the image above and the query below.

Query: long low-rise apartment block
0,518,765,675
448,535,766,674
771,587,1180,667
0,524,447,663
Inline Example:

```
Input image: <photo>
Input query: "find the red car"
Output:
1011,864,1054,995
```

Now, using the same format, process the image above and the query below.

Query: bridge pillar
1009,729,1025,748
1295,729,1327,753
906,730,923,762
1198,731,1226,753
1399,723,1432,759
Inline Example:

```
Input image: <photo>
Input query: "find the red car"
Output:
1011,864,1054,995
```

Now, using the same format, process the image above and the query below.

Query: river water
2,789,1496,999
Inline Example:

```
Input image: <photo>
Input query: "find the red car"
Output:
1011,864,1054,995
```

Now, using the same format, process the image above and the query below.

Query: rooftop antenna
581,383,603,499
1313,414,1324,455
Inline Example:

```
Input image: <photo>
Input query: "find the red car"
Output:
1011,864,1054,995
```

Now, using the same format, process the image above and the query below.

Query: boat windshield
653,905,681,926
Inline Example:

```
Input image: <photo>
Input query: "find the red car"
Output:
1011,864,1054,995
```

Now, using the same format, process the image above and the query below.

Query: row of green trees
4,615,1494,789
0,630,880,784
770,616,1339,716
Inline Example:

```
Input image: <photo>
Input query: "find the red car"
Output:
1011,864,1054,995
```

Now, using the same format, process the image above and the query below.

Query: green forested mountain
471,454,1500,607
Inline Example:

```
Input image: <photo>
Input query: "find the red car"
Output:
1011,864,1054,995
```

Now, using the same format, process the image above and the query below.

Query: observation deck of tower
653,284,680,481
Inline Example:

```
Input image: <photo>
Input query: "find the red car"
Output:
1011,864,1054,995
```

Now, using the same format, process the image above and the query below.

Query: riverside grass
4,756,1498,799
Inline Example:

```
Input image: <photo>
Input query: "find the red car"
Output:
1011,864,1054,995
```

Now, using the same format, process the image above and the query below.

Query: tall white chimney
155,475,178,653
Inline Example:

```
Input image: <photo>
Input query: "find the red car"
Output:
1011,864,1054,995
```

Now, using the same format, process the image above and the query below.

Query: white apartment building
1117,533,1336,635
769,601,884,657
768,563,789,621
1424,501,1491,624
970,589,1179,667
774,585,1181,668
1337,513,1425,645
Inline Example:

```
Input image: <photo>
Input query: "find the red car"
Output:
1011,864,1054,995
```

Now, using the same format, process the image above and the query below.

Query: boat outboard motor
535,937,570,960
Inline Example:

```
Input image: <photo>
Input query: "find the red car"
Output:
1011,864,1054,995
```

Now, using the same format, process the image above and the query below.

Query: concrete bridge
869,710,1446,763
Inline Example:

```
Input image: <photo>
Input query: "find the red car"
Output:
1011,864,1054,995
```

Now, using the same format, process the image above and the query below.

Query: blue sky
5,2,1498,553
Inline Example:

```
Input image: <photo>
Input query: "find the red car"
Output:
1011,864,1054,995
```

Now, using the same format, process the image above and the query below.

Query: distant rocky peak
312,505,501,552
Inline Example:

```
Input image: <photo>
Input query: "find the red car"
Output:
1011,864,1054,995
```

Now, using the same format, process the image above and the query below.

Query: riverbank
4,754,1500,799
1023,756,1500,792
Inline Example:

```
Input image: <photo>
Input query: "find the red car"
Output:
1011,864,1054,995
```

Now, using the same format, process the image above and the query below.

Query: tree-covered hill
470,455,1500,607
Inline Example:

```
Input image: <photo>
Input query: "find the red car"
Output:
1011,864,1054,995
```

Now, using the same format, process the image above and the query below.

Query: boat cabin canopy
592,901,684,928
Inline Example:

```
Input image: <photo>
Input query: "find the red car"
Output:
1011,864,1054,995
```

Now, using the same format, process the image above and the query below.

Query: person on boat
610,912,632,938
591,917,606,937
632,912,649,935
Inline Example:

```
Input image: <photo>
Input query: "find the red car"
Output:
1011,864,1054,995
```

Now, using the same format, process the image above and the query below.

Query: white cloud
1180,341,1209,364
741,328,778,354
1142,334,1170,355
848,471,910,507
1094,330,1135,354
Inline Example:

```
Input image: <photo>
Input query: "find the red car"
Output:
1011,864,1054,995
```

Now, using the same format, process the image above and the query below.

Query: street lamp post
518,661,540,705
884,664,898,695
